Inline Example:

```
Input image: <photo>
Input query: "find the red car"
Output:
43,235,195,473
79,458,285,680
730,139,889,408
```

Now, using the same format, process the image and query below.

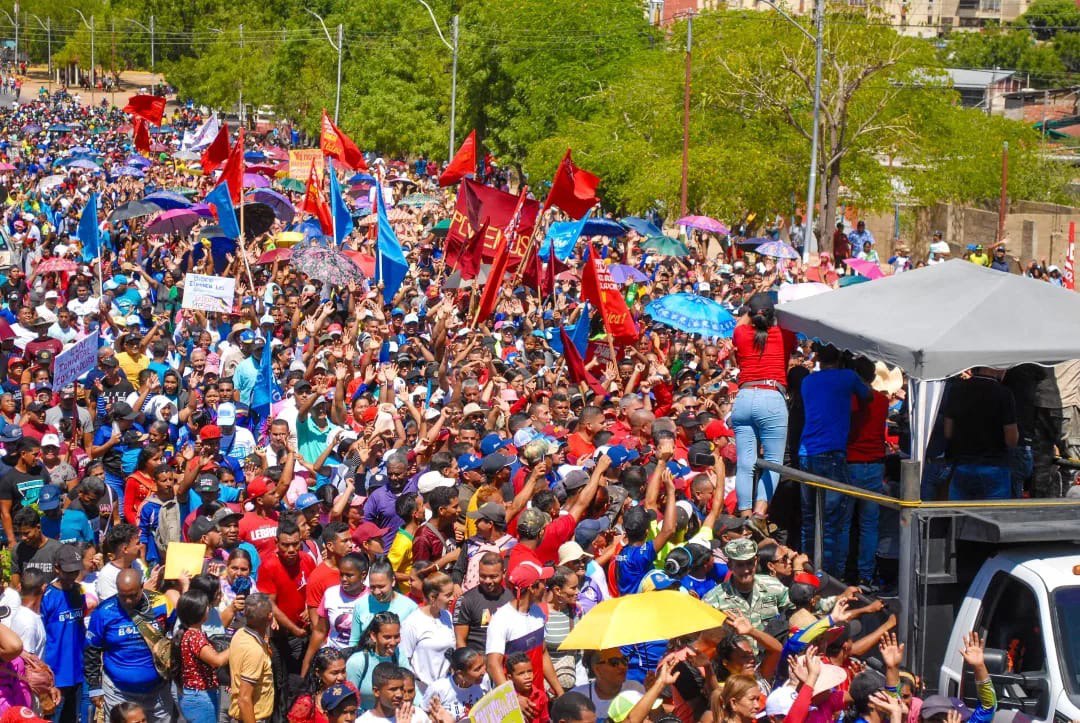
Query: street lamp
305,9,343,124
127,16,154,70
72,8,94,89
27,14,48,82
758,0,824,262
414,0,458,160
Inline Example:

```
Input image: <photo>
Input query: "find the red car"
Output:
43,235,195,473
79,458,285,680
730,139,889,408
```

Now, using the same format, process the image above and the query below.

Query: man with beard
363,452,416,550
454,550,512,654
257,517,316,694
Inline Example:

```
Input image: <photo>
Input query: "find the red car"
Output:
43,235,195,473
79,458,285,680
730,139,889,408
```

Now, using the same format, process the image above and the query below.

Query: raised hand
879,632,905,670
960,631,986,669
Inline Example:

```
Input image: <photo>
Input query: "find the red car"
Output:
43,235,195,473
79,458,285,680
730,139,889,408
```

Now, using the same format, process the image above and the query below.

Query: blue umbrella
755,240,799,260
67,159,101,171
581,218,627,237
126,154,152,168
348,173,377,185
839,274,870,288
643,235,689,257
142,190,193,211
738,236,770,247
621,216,662,237
48,124,72,133
244,150,267,162
70,146,94,155
115,166,145,179
645,293,737,339
608,264,649,284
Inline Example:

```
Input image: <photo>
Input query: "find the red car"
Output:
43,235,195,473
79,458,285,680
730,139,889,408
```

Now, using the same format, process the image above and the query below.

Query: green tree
1014,0,1080,39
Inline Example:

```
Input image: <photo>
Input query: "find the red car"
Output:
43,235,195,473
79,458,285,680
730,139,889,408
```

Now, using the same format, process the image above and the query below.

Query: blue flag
251,329,282,426
548,302,592,357
206,182,240,241
78,193,99,262
540,208,592,263
327,160,354,247
374,181,408,303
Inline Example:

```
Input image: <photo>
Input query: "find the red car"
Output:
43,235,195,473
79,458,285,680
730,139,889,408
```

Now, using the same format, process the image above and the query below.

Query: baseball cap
351,521,389,546
457,453,483,472
320,684,357,713
217,403,237,427
25,401,46,414
608,691,662,723
724,537,759,561
188,516,216,542
467,502,507,526
198,424,222,441
480,453,514,475
557,541,593,566
705,419,735,440
403,313,419,325
507,560,554,589
111,400,138,420
480,433,511,456
295,492,319,511
37,484,62,511
194,473,220,495
676,411,701,428
605,445,639,468
920,696,970,721
40,434,60,449
212,507,242,527
246,476,273,499
623,505,654,538
417,470,456,494
562,469,590,493
238,329,255,344
55,544,83,573
0,706,49,723
765,686,799,717
513,427,541,448
99,356,119,368
517,508,551,538
0,424,20,443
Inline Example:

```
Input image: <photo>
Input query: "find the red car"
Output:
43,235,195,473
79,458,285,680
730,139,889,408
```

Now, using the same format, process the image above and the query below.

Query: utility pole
239,23,244,127
449,14,459,160
305,10,343,124
998,141,1009,243
12,2,17,70
110,17,115,107
679,14,692,218
73,10,94,89
28,14,48,85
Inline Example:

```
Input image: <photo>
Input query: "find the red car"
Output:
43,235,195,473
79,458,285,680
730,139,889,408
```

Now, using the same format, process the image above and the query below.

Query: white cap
44,290,58,299
403,313,419,324
40,433,61,448
417,470,456,494
217,402,236,427
765,686,798,717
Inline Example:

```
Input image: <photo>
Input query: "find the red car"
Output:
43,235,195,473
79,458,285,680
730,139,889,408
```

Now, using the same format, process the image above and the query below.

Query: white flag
181,113,221,152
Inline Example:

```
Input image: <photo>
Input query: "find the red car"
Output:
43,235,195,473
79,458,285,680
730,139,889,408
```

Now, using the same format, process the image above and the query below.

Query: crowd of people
0,84,1058,723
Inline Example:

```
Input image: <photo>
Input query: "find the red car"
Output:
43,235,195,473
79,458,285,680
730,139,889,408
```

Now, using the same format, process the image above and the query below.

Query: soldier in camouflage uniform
703,538,793,632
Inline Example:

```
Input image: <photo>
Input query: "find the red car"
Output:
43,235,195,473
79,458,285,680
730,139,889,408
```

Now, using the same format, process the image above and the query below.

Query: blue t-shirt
615,541,658,596
86,593,172,694
184,483,240,515
41,509,95,545
40,584,86,687
799,368,870,456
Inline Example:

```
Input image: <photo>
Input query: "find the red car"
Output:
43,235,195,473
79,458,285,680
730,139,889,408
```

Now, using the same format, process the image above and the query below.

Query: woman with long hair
710,673,762,723
345,611,408,710
121,444,163,524
174,589,230,721
423,647,490,720
730,292,797,524
287,647,349,723
399,572,456,695
219,548,253,630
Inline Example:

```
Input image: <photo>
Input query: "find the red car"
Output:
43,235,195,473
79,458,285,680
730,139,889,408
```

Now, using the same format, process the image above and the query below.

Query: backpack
461,540,504,593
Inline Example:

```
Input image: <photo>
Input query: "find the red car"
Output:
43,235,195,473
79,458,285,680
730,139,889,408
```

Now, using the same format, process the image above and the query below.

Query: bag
20,653,59,715
134,613,175,681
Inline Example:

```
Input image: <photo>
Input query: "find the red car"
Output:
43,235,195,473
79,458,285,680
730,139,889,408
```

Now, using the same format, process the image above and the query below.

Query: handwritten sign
288,149,324,181
181,273,236,313
52,331,99,389
469,682,524,723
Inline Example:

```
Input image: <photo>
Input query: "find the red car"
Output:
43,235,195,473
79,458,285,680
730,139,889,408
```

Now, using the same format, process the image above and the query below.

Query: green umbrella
168,187,199,198
398,193,441,208
431,218,452,237
643,235,689,257
277,178,304,193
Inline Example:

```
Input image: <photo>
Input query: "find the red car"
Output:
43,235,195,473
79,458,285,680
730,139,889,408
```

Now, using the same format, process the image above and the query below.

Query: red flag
445,219,488,280
201,122,231,174
439,130,477,187
320,110,368,171
132,117,151,154
445,179,541,270
545,149,600,220
122,94,166,126
581,243,638,345
219,128,245,204
1067,222,1076,291
301,161,332,235
561,327,607,398
474,233,512,327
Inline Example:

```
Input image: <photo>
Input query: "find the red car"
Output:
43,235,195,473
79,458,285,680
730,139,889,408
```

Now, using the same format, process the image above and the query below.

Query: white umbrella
778,282,831,304
38,175,65,192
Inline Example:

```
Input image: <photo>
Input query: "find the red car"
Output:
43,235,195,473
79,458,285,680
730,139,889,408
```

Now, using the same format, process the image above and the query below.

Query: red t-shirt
566,433,595,464
507,541,543,575
534,514,577,566
257,551,316,626
239,511,280,556
848,390,889,462
732,324,797,387
304,561,341,609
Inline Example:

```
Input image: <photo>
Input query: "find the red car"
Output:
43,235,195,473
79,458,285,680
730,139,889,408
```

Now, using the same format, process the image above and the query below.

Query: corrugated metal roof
946,68,1017,89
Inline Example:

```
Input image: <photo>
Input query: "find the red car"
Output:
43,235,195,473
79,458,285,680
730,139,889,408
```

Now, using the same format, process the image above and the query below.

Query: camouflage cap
724,537,759,562
517,508,552,539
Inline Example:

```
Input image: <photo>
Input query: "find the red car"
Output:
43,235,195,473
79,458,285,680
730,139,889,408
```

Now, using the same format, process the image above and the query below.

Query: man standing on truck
944,367,1018,500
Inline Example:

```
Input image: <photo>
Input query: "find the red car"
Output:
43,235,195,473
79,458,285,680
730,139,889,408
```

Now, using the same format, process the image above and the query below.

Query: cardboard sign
52,331,99,389
181,273,236,314
288,148,324,181
469,682,524,723
163,543,207,579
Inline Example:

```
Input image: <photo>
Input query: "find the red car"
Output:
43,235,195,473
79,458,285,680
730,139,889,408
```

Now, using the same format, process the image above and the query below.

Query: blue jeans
103,471,125,510
1009,446,1033,498
800,451,849,577
848,462,884,581
180,687,218,722
949,463,1012,500
732,387,789,511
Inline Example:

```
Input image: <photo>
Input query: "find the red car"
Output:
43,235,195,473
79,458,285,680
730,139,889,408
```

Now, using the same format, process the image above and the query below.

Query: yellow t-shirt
228,627,274,721
387,528,414,595
115,351,149,387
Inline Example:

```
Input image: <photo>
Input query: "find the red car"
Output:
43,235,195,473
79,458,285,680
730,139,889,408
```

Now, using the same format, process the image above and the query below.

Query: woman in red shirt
731,293,797,520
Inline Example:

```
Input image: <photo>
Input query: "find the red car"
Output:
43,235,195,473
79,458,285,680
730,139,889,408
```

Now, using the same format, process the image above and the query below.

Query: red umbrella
343,250,376,277
555,269,581,282
34,257,78,275
257,248,292,265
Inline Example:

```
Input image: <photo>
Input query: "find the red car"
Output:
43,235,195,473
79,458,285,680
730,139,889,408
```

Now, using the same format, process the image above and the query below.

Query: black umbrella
108,200,158,223
237,202,276,240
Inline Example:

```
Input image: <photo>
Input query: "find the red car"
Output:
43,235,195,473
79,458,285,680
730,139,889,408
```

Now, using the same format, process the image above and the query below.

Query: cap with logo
188,516,216,542
40,434,60,449
457,453,483,472
295,492,320,511
246,476,273,499
217,403,237,427
507,560,554,589
320,684,357,713
37,484,62,511
212,507,242,527
194,473,220,495
724,537,759,561
55,544,84,573
480,433,511,456
198,424,222,441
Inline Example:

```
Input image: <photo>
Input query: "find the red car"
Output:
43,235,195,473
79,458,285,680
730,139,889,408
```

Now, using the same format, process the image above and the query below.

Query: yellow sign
163,543,207,579
288,149,324,181
469,682,524,723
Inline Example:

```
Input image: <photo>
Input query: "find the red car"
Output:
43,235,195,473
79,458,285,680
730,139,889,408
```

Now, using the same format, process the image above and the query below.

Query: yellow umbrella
273,231,304,248
558,591,727,651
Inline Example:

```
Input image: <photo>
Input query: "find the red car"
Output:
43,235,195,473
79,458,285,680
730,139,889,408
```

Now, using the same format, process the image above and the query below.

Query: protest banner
289,148,324,181
52,331,99,390
468,682,524,723
182,273,236,313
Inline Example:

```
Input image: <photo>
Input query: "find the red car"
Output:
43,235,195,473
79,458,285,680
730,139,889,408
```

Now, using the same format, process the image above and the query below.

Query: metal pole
238,24,244,126
998,141,1008,242
813,487,824,571
679,15,692,218
803,0,824,261
90,16,95,89
12,2,17,71
898,459,921,660
150,15,155,70
335,24,342,124
449,14,458,161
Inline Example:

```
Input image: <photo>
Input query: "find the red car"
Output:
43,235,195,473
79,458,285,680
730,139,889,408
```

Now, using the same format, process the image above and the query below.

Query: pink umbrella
34,257,78,275
842,257,885,280
0,162,16,172
264,147,289,161
257,248,292,265
677,215,729,235
145,209,202,236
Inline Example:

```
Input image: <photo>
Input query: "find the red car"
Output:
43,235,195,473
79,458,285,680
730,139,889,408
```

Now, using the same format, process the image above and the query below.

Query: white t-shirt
3,604,45,656
319,585,361,649
357,709,429,723
570,680,645,722
484,602,545,658
95,562,122,600
423,676,489,720
399,609,455,694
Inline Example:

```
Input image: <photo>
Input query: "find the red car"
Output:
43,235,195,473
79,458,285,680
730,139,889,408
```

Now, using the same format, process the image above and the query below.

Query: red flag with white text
581,243,638,345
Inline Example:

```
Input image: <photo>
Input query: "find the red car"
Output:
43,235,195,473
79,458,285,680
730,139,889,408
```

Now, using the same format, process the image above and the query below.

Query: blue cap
391,307,405,317
0,424,21,443
112,274,129,285
667,460,692,478
295,492,319,511
606,445,640,468
320,683,357,713
238,330,255,343
457,453,483,472
480,433,512,456
38,484,62,511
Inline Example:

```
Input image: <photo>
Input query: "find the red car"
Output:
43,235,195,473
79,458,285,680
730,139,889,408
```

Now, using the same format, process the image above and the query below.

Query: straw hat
872,362,904,395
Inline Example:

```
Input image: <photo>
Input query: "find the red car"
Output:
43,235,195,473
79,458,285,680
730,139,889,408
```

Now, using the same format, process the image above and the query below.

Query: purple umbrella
242,172,270,189
67,158,101,171
677,215,729,235
145,209,202,236
190,203,214,218
126,154,153,168
607,264,649,284
245,188,295,223
755,240,800,260
115,166,145,179
142,190,193,211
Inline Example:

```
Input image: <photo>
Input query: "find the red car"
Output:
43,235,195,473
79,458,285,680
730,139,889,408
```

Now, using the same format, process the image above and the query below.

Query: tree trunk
820,158,842,255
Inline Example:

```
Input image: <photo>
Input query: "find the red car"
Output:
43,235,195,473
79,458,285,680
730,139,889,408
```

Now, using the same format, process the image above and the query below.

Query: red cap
705,419,734,440
246,476,273,499
351,521,388,546
507,560,554,589
793,572,821,589
327,323,343,336
199,424,222,441
0,707,50,723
